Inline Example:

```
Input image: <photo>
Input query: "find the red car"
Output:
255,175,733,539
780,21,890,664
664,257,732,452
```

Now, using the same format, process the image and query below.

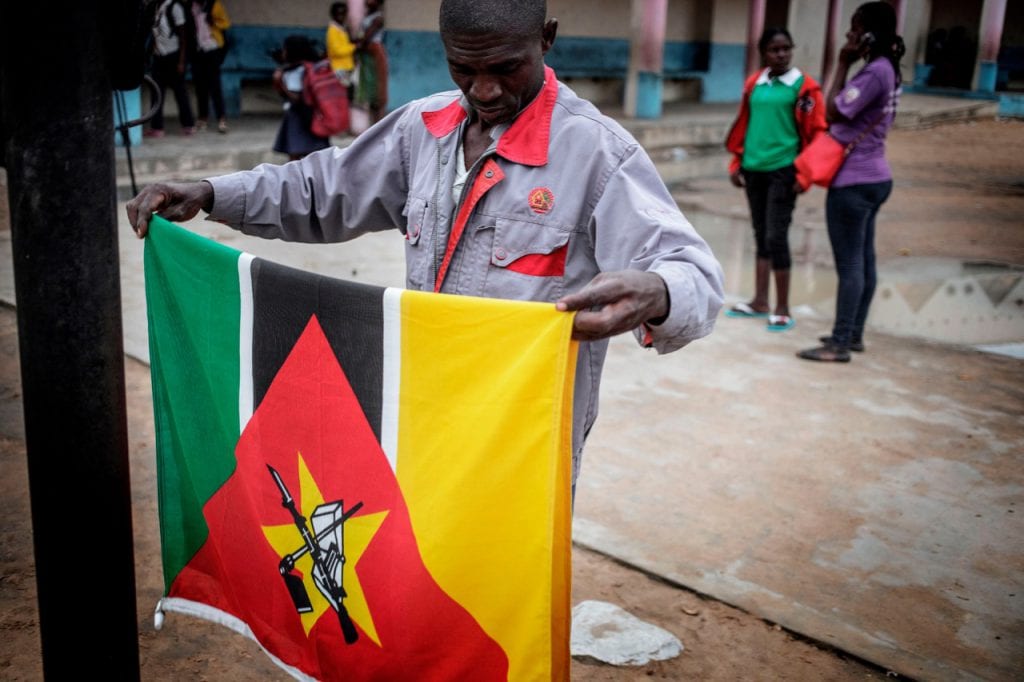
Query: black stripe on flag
250,258,386,442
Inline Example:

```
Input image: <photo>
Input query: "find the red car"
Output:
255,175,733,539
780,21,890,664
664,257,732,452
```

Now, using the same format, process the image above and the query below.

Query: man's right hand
729,170,745,188
126,181,214,238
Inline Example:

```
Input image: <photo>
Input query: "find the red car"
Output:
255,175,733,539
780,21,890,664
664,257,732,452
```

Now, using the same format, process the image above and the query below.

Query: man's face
443,22,555,128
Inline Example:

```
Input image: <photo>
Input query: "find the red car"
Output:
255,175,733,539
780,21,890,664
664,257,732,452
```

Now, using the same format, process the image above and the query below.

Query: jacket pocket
483,218,571,301
402,196,431,289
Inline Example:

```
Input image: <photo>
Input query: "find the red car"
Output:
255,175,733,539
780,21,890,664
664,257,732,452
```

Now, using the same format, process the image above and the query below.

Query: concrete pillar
820,0,843,87
624,0,668,119
745,0,767,76
892,0,906,34
976,0,1007,93
350,0,366,34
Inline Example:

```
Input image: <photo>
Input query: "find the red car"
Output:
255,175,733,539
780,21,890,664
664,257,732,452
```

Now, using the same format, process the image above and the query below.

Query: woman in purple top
798,1,904,362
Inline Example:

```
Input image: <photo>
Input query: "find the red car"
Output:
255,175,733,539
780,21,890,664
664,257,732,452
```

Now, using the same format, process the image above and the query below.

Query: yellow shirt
327,21,355,72
208,1,231,49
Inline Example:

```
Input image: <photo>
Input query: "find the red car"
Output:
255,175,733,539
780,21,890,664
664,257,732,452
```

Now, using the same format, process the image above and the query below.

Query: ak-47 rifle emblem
267,464,364,644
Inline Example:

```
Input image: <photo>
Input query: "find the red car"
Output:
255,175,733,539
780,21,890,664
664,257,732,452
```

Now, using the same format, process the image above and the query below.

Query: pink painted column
977,0,1007,92
349,0,366,37
624,0,668,118
892,0,907,35
745,0,767,76
979,0,1007,62
821,0,843,87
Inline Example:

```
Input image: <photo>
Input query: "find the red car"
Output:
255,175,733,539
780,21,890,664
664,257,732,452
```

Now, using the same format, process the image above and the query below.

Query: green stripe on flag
145,217,245,591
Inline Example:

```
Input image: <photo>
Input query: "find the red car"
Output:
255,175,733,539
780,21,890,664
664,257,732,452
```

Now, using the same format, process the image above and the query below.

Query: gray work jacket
206,67,724,482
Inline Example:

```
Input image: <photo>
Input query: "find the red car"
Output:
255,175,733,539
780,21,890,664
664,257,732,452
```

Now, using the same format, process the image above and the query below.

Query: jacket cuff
728,155,741,176
634,264,720,354
204,173,248,224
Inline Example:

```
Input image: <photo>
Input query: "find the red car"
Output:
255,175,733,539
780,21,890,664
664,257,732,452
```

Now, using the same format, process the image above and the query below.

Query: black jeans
826,181,893,347
742,165,797,270
151,51,195,130
192,48,226,121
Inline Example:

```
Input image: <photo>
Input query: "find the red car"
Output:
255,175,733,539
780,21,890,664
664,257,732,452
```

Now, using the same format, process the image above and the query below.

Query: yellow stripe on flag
395,290,576,681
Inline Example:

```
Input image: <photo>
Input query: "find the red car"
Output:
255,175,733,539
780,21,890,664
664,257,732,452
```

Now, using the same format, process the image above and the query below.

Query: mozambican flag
144,217,577,681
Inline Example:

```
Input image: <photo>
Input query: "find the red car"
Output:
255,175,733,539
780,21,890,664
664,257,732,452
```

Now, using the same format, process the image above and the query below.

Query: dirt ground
1,117,1021,680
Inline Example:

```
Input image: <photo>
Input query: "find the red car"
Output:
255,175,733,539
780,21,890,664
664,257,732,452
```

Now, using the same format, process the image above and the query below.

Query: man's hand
126,181,214,238
556,271,669,342
729,170,745,188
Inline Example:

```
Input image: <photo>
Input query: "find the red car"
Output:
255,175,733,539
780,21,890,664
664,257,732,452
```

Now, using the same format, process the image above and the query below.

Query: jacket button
485,170,494,178
494,247,507,261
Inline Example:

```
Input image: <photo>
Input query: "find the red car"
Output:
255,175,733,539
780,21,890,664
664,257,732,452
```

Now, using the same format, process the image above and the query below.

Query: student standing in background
353,0,388,126
327,2,356,91
271,35,330,161
191,0,232,133
724,28,826,333
798,2,903,362
147,0,197,137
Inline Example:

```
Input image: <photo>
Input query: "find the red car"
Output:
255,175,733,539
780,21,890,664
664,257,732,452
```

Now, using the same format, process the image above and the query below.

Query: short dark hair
283,35,320,63
330,2,347,15
758,27,793,53
439,0,546,39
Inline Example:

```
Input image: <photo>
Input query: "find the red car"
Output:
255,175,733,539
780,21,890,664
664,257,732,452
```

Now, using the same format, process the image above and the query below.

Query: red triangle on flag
171,316,509,681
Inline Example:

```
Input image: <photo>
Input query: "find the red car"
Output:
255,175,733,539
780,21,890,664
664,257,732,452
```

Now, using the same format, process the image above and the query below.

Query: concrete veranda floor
2,91,1022,680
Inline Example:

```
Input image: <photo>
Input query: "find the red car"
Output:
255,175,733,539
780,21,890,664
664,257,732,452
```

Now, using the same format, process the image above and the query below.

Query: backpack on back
303,59,350,138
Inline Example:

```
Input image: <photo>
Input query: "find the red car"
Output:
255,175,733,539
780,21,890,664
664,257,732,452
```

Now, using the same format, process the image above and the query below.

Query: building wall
703,0,747,102
216,0,972,113
383,0,709,39
226,1,325,26
382,0,716,106
787,0,832,82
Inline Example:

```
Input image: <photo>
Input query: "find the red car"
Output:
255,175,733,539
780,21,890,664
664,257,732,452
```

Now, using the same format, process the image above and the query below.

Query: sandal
819,335,864,352
797,343,851,362
725,302,770,318
767,314,795,332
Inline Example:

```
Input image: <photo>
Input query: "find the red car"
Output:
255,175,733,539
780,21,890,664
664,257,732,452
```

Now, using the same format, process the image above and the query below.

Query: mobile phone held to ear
860,32,876,49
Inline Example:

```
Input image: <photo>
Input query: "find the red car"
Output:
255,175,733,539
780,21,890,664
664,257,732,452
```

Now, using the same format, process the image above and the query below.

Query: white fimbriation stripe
238,253,255,433
156,598,315,682
381,288,402,472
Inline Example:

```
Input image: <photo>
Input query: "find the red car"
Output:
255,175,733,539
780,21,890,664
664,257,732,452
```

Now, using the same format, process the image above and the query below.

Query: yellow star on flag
263,453,388,645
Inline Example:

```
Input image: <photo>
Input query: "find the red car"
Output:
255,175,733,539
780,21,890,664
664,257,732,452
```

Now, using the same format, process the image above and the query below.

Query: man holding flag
127,0,724,486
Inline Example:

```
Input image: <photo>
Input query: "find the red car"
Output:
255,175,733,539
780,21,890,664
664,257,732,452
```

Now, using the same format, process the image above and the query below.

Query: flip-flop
767,314,795,332
725,302,770,318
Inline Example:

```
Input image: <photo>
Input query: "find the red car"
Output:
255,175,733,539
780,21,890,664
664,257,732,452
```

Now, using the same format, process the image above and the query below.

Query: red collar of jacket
421,65,558,167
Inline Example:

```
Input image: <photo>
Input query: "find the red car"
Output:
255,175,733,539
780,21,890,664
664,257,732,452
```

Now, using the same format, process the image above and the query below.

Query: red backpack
303,59,350,138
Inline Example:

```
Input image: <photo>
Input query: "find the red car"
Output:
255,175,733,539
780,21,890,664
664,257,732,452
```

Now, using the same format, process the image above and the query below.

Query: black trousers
151,51,195,130
826,180,893,346
192,48,226,121
742,164,797,270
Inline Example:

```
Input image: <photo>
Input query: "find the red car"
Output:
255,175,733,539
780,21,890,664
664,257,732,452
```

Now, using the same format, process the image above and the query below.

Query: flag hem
157,597,316,682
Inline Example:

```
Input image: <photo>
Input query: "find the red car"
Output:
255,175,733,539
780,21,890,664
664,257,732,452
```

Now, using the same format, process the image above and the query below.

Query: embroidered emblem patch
528,187,555,214
844,87,861,104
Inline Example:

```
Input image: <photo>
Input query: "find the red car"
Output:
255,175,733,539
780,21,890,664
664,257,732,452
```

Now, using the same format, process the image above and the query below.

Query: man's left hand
556,271,669,342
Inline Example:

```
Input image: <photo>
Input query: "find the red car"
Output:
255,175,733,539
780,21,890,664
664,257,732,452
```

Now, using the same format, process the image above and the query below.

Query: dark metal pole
1,3,140,679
